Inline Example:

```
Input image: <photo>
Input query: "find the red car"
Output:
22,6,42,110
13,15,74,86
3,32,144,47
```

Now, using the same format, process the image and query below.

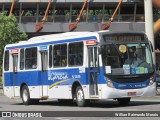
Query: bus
3,30,156,107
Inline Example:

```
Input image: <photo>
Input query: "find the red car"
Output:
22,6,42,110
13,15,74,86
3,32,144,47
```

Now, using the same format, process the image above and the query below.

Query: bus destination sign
103,34,145,43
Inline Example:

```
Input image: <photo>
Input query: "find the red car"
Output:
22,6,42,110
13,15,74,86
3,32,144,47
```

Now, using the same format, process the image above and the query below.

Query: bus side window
20,49,24,70
68,42,83,66
53,45,60,66
25,47,37,69
4,50,9,71
53,44,67,67
60,44,67,66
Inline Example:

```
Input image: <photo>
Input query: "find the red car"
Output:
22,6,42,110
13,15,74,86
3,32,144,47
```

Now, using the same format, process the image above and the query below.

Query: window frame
25,47,38,70
68,42,84,67
4,50,9,71
19,48,25,70
49,45,53,68
53,44,67,67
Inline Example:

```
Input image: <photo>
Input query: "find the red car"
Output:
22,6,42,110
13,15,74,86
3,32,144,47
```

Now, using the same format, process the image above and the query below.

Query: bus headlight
106,78,114,88
149,76,154,86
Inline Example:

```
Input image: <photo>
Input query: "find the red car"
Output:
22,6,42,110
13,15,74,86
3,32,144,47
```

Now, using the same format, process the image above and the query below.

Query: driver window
102,45,120,68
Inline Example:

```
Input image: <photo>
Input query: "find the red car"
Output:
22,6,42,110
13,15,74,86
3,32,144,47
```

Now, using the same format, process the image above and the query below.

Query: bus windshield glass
101,43,154,75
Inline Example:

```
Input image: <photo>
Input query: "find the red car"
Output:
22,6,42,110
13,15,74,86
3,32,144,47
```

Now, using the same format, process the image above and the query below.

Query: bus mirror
149,41,153,52
153,64,155,70
98,47,102,54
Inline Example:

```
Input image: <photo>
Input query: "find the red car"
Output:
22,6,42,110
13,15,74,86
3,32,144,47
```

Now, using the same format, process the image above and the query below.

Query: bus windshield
101,43,154,75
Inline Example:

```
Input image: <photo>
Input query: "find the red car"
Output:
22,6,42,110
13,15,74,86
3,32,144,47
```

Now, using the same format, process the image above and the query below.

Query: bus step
89,95,99,99
11,96,20,99
41,96,49,100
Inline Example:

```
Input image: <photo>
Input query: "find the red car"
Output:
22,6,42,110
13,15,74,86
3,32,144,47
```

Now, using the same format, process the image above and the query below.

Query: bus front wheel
21,85,32,105
76,86,88,107
117,98,131,105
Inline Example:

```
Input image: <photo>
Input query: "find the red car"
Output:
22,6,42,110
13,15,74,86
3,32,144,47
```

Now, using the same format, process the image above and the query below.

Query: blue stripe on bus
112,80,150,89
3,68,92,86
6,36,97,50
4,67,150,89
3,67,106,86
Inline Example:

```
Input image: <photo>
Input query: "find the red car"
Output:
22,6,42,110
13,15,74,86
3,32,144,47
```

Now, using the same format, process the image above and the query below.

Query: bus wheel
21,85,32,105
76,86,88,107
117,98,131,105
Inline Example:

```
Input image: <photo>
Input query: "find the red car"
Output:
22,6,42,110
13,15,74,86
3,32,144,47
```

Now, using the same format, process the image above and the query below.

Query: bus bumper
100,83,156,99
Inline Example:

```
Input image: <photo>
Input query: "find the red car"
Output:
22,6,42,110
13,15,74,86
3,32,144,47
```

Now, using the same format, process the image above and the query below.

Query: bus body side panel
3,86,14,98
3,72,15,98
48,85,72,99
3,71,41,99
18,71,41,98
97,67,106,99
47,68,88,99
29,86,42,99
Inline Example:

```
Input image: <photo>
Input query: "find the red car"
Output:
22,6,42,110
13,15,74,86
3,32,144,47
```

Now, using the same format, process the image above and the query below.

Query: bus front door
40,51,48,97
88,46,99,96
12,54,19,96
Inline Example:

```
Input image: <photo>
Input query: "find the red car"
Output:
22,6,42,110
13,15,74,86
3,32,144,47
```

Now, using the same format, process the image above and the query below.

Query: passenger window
53,44,67,67
68,42,83,66
4,50,9,71
25,47,37,69
20,49,24,70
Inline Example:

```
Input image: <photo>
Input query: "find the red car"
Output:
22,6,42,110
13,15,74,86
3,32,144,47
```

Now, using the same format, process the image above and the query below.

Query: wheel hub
77,89,83,102
23,89,28,102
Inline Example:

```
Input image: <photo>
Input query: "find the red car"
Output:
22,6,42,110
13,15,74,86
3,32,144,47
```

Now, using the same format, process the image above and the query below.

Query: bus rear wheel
75,86,88,107
21,85,33,105
117,98,131,105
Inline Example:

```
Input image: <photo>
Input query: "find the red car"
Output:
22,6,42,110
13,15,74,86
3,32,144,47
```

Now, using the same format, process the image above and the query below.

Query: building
2,0,160,73
2,1,160,49
0,0,145,36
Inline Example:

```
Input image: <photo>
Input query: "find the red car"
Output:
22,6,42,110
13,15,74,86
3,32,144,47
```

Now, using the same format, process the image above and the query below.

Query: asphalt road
1,92,160,120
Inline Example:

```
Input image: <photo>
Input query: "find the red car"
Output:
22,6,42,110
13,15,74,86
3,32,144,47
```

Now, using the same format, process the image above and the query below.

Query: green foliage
0,76,2,87
0,13,28,73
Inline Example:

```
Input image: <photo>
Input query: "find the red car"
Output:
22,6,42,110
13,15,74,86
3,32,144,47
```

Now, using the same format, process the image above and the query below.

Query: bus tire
117,98,131,105
75,86,88,107
21,85,33,105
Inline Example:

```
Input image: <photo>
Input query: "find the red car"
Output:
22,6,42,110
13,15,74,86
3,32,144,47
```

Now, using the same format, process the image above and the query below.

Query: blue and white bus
3,30,156,106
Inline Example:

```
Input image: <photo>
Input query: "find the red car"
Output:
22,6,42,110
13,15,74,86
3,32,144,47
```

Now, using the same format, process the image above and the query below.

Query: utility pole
144,0,155,64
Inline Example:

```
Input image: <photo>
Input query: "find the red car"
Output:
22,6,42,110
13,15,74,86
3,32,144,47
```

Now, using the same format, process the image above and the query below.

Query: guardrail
13,14,145,23
0,0,123,3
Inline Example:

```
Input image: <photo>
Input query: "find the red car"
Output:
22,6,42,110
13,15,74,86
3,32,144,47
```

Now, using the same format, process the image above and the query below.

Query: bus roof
28,32,95,42
5,30,145,50
5,31,103,50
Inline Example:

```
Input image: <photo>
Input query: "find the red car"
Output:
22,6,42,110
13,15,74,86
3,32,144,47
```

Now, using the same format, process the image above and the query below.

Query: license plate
128,92,136,96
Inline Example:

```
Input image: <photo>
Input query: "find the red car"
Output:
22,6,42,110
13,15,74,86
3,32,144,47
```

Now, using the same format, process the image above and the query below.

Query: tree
0,12,28,73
